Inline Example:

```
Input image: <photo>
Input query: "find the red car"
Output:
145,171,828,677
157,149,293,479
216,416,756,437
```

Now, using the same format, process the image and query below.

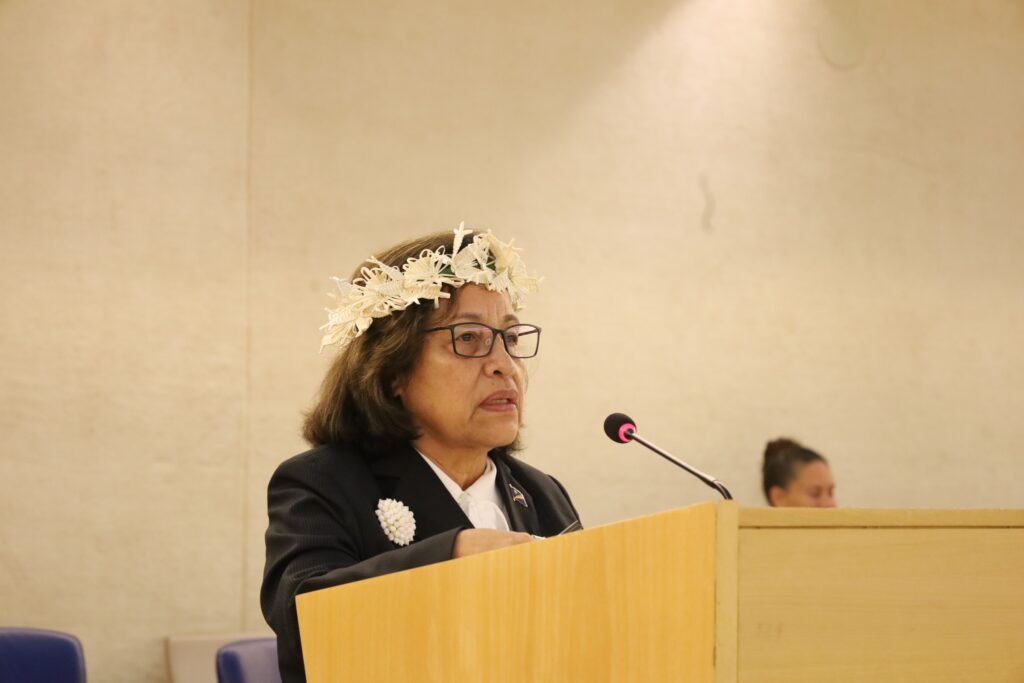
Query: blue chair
215,638,281,683
0,627,86,683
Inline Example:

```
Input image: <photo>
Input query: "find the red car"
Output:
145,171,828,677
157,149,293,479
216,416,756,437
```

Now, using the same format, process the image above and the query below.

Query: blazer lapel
369,443,471,543
493,454,542,534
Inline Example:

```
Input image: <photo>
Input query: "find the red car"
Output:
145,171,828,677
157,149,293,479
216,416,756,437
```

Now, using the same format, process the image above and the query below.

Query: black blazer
261,441,581,683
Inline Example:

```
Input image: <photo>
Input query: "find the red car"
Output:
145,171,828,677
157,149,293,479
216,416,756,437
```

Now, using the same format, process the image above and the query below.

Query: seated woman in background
762,438,837,507
261,226,581,683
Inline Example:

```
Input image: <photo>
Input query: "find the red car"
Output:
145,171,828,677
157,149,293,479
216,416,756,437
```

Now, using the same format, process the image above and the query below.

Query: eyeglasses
424,323,542,359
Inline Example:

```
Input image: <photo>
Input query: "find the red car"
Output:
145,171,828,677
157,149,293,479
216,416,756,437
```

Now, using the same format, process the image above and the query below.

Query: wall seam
241,0,255,631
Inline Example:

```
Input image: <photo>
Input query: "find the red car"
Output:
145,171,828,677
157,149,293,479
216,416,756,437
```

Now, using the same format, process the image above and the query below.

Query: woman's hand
453,529,534,558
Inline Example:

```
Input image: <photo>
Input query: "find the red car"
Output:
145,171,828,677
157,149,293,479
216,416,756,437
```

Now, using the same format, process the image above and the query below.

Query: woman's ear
768,485,786,507
391,375,405,399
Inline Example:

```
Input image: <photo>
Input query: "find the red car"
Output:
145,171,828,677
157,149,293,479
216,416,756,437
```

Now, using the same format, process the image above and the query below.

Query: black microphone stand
625,429,734,500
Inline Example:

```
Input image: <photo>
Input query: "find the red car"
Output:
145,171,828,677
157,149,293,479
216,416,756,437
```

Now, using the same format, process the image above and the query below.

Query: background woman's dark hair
302,230,521,457
761,438,827,505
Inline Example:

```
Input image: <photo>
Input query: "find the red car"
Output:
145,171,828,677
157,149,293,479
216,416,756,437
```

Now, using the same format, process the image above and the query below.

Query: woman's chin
482,426,519,450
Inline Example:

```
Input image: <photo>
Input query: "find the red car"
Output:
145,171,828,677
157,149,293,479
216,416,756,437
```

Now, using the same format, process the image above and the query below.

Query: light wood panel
714,501,740,683
297,503,721,683
297,504,1024,682
740,508,1024,528
737,522,1024,682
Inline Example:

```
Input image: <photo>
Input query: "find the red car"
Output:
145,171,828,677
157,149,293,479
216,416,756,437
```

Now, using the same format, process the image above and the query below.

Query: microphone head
603,413,637,444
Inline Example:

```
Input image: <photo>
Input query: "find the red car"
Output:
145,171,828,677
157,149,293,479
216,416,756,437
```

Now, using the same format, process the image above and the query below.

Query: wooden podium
296,503,1024,682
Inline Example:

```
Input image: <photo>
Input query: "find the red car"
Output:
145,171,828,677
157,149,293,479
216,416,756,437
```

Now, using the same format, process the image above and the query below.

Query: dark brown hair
302,230,521,456
761,438,827,505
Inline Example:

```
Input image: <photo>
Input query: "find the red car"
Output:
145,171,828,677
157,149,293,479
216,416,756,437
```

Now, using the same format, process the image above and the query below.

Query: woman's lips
480,391,518,412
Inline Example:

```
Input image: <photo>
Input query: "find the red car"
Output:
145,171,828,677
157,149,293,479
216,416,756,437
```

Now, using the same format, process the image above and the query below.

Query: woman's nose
483,335,517,375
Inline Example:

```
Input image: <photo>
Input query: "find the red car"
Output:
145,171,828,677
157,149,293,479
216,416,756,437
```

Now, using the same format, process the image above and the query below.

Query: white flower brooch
375,498,416,546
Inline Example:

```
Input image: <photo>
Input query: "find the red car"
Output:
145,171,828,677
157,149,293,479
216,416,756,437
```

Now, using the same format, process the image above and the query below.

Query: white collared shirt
418,452,511,531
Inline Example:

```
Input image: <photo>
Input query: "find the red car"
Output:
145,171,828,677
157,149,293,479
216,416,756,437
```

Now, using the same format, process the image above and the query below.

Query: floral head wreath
319,223,541,352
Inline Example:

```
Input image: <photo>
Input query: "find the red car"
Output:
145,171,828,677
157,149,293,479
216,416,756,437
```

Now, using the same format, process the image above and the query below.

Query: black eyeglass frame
424,322,542,359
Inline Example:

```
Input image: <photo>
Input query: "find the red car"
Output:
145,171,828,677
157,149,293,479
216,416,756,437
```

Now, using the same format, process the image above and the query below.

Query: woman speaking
261,226,581,683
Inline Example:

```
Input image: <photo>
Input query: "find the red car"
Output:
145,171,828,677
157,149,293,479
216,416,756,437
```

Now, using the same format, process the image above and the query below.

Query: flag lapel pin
509,484,528,507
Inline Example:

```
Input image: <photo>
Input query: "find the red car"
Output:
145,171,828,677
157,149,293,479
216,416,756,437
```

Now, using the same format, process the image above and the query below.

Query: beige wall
0,1,251,681
2,1,1023,681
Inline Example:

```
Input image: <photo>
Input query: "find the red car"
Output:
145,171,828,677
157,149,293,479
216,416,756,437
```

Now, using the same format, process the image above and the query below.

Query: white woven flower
319,223,541,352
402,248,453,302
375,498,416,546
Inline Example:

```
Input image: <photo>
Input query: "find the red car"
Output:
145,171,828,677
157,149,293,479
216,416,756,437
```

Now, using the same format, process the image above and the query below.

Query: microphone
603,412,733,500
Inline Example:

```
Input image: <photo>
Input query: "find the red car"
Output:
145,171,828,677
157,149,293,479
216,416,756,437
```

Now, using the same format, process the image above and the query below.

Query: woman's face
770,460,837,508
395,284,527,460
